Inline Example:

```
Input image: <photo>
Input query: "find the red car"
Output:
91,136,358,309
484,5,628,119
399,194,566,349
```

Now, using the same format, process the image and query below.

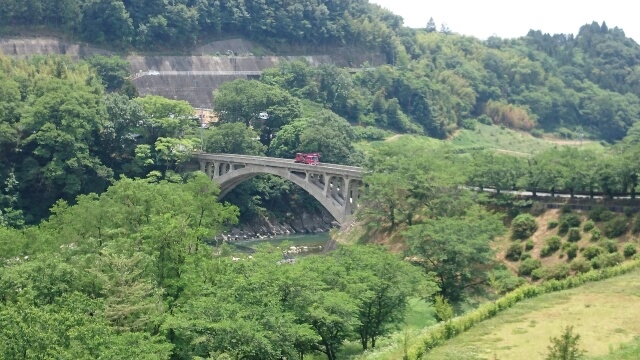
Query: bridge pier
192,153,364,225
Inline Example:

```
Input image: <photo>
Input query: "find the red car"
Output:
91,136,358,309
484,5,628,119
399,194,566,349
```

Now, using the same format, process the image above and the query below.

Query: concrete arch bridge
193,152,364,225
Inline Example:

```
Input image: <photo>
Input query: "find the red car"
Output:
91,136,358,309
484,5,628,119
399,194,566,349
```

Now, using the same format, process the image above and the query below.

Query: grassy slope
423,268,640,360
451,124,605,155
592,336,640,359
494,209,639,275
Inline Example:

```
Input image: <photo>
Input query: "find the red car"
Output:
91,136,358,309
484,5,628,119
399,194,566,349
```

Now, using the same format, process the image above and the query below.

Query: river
232,232,331,255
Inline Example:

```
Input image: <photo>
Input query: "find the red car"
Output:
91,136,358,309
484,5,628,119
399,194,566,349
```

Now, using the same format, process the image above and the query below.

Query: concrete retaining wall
1,37,386,109
0,38,112,59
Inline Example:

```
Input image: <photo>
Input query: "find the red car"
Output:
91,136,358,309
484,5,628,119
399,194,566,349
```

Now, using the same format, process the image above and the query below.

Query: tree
404,208,505,302
81,0,134,47
86,55,131,92
98,93,145,173
134,95,195,145
334,245,437,350
213,79,302,145
546,326,585,360
17,76,112,219
425,17,436,33
203,123,266,155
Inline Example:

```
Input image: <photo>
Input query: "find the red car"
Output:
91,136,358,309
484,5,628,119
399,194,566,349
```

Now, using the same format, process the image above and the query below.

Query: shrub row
407,258,640,359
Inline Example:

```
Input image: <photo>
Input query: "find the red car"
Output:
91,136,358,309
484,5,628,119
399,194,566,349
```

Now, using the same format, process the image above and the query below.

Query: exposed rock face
218,211,337,241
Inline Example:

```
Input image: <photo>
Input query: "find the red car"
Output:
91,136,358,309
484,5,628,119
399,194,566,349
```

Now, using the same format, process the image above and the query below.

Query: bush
581,246,604,260
506,242,523,261
565,243,579,260
525,239,535,251
559,213,581,235
582,220,595,232
603,216,628,238
530,267,545,280
590,227,602,241
570,258,592,273
512,214,538,239
477,114,493,125
532,264,570,281
589,205,614,222
488,268,526,294
518,258,542,276
520,252,532,261
460,118,477,130
546,264,571,280
531,129,544,138
567,227,581,242
623,244,637,258
599,239,618,253
591,253,624,269
353,126,394,141
545,235,562,250
548,220,559,229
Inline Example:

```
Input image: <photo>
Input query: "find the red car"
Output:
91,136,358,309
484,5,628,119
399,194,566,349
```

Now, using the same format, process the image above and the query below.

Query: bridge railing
192,152,364,177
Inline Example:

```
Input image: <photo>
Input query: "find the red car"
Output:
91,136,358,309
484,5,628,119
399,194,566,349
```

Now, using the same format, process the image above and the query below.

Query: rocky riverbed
216,211,338,242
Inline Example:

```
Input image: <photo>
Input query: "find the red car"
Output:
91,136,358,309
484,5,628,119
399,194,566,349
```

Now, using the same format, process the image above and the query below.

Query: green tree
203,123,266,155
335,245,437,349
213,79,302,145
404,208,505,302
86,55,131,92
546,326,585,360
81,0,134,47
18,76,112,219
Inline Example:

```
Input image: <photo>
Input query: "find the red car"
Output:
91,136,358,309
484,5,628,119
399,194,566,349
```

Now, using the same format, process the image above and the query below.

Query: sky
369,0,640,43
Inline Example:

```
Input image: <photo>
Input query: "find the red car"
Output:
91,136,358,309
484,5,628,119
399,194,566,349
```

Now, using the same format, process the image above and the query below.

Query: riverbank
218,211,337,242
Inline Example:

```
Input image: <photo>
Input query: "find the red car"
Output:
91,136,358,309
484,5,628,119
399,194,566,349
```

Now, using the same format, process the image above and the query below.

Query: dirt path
384,134,403,142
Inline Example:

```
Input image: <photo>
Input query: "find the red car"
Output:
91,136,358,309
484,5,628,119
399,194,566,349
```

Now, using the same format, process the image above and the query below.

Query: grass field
451,124,605,155
422,268,640,360
592,336,640,359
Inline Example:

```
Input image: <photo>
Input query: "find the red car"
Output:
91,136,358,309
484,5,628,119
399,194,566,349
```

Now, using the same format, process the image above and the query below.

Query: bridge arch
217,167,346,223
193,153,364,225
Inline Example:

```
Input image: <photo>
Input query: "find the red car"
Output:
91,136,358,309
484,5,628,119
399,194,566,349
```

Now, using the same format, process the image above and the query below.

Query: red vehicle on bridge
294,152,320,165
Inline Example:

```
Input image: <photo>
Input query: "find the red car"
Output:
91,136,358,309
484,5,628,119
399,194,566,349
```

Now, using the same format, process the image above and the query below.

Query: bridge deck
193,152,364,178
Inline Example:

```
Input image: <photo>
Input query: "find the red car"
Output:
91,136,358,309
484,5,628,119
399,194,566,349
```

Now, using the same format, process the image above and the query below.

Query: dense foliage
208,19,640,143
0,175,436,359
0,0,404,54
0,55,206,225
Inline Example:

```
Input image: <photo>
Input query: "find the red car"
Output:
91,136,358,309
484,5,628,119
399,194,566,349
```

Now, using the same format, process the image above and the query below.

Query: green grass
451,124,605,155
591,336,640,359
421,268,640,360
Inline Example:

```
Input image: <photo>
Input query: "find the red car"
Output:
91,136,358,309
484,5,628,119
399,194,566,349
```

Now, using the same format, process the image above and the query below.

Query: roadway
468,187,633,200
192,152,364,178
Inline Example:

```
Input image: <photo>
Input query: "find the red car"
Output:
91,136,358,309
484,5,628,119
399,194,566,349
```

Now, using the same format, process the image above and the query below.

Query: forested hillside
0,0,403,54
4,0,640,142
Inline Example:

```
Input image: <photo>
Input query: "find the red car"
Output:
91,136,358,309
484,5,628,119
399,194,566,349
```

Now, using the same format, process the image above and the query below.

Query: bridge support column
349,181,360,214
206,162,213,179
199,160,206,172
330,177,340,203
213,162,220,177
323,175,331,197
343,178,352,215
